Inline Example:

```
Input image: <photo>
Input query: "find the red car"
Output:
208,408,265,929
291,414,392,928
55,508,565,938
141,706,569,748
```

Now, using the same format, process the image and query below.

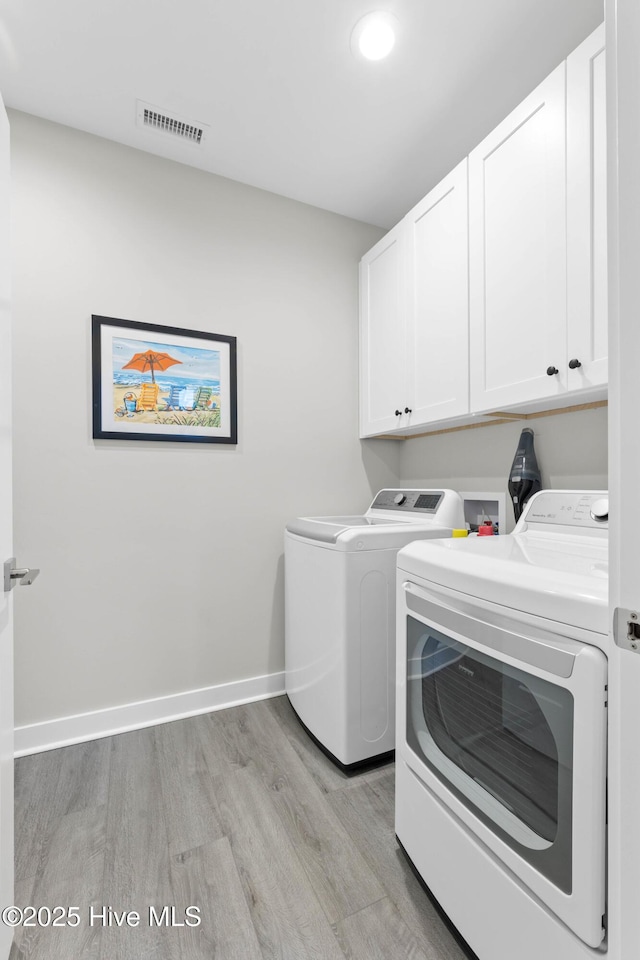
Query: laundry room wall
398,404,608,531
9,110,397,741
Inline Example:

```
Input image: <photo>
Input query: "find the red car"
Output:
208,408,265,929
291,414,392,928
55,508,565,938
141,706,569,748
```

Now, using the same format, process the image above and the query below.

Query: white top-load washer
285,489,464,770
395,490,609,960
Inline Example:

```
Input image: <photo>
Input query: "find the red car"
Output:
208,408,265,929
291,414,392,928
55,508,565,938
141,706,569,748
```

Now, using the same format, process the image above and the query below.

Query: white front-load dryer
395,489,609,960
284,489,464,770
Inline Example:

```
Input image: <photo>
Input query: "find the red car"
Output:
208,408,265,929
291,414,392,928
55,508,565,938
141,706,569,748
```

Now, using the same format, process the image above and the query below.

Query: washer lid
286,515,400,543
397,533,608,634
286,516,457,550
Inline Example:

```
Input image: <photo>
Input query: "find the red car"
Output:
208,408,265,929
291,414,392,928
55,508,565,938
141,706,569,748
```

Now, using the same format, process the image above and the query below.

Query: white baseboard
14,671,286,757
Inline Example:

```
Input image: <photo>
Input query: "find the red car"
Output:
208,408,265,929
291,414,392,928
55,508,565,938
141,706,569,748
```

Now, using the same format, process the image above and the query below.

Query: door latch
3,557,40,592
614,607,640,653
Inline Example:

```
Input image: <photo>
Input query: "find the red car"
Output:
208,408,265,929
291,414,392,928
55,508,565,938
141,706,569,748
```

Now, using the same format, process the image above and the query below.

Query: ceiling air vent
136,100,208,146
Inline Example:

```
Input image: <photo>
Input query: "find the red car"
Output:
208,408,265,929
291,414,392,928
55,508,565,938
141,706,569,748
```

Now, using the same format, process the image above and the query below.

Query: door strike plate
614,607,640,653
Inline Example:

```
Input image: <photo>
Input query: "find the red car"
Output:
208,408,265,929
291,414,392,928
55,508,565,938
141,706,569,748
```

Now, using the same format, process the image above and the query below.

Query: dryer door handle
402,582,577,679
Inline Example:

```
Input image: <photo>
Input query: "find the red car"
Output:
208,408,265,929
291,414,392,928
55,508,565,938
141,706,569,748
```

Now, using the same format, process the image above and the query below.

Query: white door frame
606,2,640,958
0,93,14,960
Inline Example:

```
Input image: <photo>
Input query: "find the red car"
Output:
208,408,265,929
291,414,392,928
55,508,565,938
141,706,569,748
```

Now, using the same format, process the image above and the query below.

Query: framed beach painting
91,315,237,444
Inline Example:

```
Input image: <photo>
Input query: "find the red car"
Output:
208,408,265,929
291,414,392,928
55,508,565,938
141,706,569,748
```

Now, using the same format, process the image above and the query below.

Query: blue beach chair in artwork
179,385,196,410
165,385,181,410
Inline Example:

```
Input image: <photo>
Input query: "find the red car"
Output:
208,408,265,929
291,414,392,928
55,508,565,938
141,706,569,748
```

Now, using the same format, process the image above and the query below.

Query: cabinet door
359,225,407,437
405,159,469,427
567,25,607,390
469,64,567,413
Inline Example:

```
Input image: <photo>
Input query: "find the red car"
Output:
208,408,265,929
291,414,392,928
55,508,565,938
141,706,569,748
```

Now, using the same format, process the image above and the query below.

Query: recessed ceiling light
351,12,398,62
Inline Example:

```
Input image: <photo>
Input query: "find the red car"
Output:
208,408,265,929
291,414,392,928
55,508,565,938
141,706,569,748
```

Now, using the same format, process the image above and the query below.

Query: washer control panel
522,491,609,529
370,489,444,514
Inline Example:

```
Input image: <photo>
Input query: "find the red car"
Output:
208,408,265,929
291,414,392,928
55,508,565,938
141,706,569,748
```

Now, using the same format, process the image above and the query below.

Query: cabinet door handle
568,358,582,369
404,407,412,414
395,409,402,416
546,366,559,376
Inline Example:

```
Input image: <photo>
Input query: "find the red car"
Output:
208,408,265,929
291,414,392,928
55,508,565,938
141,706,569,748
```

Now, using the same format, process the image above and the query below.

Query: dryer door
399,582,607,948
408,618,573,886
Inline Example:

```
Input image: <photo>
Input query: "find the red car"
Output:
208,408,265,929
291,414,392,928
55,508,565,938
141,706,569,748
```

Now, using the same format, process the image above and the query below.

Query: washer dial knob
394,493,406,506
590,497,609,522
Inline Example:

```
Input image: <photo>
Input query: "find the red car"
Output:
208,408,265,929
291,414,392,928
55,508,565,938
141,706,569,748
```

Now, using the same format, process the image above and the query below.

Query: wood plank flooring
10,696,469,960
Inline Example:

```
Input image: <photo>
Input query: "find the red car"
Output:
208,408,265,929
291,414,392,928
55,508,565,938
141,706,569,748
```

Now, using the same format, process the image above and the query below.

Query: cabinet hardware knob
546,366,559,376
404,407,412,414
568,358,582,369
395,409,402,416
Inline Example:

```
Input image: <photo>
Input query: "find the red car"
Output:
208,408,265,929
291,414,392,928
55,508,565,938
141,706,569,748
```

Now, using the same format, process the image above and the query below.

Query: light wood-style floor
10,695,469,960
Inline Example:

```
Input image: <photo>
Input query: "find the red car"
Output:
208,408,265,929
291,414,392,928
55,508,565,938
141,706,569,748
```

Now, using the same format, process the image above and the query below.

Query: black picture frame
91,315,237,444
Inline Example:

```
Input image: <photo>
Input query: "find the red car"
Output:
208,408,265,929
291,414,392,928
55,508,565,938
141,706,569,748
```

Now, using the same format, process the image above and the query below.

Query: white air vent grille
144,109,202,142
136,100,208,146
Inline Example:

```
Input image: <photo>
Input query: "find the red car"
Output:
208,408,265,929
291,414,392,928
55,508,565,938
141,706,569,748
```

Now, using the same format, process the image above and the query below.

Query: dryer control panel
520,490,609,530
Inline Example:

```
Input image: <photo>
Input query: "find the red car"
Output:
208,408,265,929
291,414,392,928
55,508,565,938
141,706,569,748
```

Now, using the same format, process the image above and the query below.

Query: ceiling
0,0,604,228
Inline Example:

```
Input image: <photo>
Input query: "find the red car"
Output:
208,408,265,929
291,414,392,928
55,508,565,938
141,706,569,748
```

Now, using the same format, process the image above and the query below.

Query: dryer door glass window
406,616,573,893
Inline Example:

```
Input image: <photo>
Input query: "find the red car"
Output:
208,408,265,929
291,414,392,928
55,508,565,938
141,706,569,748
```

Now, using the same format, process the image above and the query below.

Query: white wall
9,110,397,730
399,405,608,531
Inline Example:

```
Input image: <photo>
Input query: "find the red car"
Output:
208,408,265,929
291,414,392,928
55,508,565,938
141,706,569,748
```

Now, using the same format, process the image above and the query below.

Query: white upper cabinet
405,159,469,426
359,161,469,438
359,224,407,437
359,24,607,437
469,64,568,414
567,24,607,390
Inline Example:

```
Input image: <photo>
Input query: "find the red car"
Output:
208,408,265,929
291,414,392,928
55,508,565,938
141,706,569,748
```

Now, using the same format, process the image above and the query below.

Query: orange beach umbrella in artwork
121,349,182,383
